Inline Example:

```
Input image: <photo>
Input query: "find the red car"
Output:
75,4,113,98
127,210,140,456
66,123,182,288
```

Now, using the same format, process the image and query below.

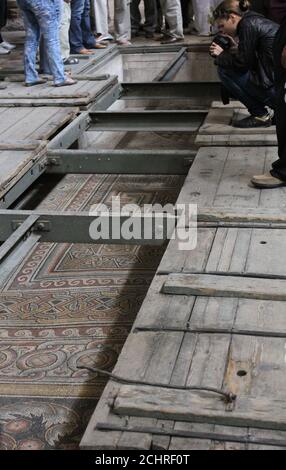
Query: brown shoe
94,43,107,49
251,172,286,189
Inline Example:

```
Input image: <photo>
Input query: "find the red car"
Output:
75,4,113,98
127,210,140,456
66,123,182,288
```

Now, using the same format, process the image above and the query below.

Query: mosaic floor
0,172,184,449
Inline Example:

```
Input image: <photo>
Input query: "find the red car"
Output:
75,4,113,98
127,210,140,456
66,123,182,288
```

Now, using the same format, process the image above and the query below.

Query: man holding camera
210,1,278,128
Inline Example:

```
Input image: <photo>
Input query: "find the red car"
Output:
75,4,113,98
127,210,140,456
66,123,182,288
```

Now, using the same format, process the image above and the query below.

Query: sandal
63,57,79,65
54,77,77,87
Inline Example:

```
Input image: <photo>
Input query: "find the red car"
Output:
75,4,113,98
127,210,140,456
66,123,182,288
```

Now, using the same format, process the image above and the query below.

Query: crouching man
210,0,278,128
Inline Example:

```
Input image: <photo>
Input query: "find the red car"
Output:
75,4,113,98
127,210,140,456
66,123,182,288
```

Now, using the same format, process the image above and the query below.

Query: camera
210,34,233,57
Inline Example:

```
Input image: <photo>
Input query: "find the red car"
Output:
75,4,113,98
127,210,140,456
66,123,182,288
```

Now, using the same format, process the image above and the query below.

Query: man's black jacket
215,11,279,88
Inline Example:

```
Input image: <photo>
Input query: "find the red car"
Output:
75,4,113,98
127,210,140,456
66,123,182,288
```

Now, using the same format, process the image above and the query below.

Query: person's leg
35,0,66,84
143,0,157,35
17,0,40,83
131,0,142,34
60,1,72,61
70,0,85,52
180,0,190,29
93,0,109,36
160,0,184,40
251,81,286,187
81,0,96,48
114,0,131,42
218,67,273,118
271,81,286,180
192,0,211,35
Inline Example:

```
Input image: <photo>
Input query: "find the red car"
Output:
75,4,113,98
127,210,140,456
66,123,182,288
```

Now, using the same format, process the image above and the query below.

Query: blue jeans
17,0,65,84
218,67,276,117
70,0,95,53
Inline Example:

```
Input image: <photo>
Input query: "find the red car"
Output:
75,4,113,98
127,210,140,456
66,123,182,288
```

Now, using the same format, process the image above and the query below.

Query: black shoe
145,32,155,39
63,57,79,65
232,115,272,128
161,37,184,44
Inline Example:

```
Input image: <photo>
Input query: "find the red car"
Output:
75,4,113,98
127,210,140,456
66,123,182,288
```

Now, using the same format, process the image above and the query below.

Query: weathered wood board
158,226,286,277
113,385,286,431
0,146,45,197
134,275,286,336
0,107,77,202
0,107,78,149
163,273,286,301
196,102,277,146
0,76,117,107
177,146,285,209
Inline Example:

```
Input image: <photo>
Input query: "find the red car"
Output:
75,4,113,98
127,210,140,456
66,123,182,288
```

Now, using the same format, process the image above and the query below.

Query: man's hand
210,43,224,57
282,45,286,69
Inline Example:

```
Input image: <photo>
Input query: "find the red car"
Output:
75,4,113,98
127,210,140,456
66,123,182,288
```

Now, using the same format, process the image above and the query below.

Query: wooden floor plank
196,103,277,146
113,385,286,431
163,273,286,301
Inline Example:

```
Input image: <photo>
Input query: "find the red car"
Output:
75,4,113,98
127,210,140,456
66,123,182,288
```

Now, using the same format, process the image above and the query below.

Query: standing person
159,0,184,43
0,0,15,54
251,17,286,188
17,0,76,86
70,0,106,53
60,0,79,65
192,0,222,36
131,0,157,38
180,0,190,31
91,0,113,42
210,0,278,128
114,0,132,45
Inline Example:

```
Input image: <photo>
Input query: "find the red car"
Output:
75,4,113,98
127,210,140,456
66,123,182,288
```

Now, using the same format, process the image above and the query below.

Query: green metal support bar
120,82,220,101
46,149,196,175
0,214,40,263
89,110,206,132
0,210,177,245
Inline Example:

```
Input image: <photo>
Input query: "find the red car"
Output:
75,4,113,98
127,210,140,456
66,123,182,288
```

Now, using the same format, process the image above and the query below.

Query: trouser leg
37,0,65,84
60,1,71,60
17,0,40,83
70,0,85,52
160,0,183,38
114,0,131,41
180,0,190,28
218,67,275,117
93,0,109,35
82,0,95,48
143,0,157,33
271,81,286,181
130,0,141,33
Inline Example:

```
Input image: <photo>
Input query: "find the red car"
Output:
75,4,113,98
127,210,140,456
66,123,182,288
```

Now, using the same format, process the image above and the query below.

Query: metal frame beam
89,110,206,132
46,149,195,175
0,214,39,263
154,48,188,82
0,210,176,245
120,82,220,101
